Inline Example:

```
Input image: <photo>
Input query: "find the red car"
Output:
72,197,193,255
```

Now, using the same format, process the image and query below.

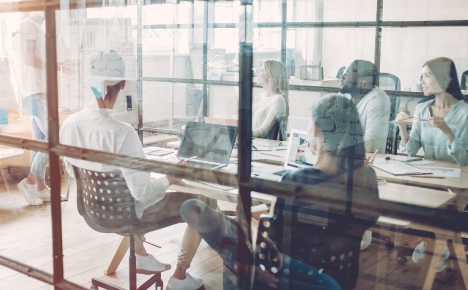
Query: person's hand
427,117,453,135
166,159,185,185
364,150,378,165
255,265,280,288
395,111,412,126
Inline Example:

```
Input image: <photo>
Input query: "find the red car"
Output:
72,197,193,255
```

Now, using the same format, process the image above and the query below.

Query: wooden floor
0,171,467,290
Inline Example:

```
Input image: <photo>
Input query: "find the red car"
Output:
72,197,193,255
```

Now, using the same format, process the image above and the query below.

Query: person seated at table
60,50,216,290
253,60,289,140
339,60,391,153
180,94,380,289
396,57,468,165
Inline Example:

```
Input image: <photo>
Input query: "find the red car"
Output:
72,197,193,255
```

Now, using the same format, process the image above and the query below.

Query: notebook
372,162,432,176
170,121,238,170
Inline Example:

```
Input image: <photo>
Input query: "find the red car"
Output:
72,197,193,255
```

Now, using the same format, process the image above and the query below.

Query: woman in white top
252,60,289,139
396,57,468,165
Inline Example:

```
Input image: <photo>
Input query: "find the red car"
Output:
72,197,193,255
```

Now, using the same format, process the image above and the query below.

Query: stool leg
129,235,137,290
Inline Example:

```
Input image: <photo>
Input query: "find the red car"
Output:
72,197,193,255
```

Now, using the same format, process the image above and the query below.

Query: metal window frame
0,0,467,289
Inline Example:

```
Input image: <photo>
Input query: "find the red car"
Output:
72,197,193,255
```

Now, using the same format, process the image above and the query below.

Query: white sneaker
37,186,51,201
360,230,372,250
135,254,171,274
412,241,427,263
17,179,43,206
167,273,203,290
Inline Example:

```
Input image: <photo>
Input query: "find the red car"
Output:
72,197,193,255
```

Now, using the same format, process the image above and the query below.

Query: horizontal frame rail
0,254,86,290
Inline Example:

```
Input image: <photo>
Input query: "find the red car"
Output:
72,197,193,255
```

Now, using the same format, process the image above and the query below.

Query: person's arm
252,96,286,138
118,128,170,204
444,117,468,165
398,105,423,156
362,98,390,152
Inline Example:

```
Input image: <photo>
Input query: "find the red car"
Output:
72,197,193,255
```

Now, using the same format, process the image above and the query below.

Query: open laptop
256,130,315,180
167,121,238,170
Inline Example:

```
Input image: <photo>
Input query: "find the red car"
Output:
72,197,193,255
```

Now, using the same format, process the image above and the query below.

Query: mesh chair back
461,70,468,90
73,166,138,232
380,73,401,154
256,201,364,290
379,73,400,91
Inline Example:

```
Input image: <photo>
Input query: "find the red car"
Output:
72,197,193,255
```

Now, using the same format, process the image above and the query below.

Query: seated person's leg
180,198,243,272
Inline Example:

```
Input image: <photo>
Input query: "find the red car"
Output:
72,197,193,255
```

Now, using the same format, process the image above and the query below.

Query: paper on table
372,162,431,176
408,160,435,166
419,167,461,178
254,140,271,147
372,157,386,164
392,156,422,162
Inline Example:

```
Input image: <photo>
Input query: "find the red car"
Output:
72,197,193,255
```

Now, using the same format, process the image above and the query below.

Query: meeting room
0,0,468,289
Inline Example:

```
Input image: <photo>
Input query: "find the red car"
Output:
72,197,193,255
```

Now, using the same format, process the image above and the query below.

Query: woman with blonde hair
253,60,289,139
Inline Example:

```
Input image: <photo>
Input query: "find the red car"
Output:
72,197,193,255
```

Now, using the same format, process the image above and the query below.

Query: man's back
60,106,169,214
355,87,391,153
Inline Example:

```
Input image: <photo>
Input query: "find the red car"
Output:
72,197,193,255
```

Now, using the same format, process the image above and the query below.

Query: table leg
104,236,130,275
452,234,468,288
420,239,444,290
1,168,11,192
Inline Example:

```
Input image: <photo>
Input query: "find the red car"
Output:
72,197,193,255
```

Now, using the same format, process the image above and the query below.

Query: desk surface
371,153,468,192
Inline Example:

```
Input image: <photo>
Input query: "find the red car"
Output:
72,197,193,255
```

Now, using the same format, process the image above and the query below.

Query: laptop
168,121,238,170
255,130,315,180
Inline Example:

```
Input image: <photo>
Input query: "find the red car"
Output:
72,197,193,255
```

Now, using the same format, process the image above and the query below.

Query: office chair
379,73,401,155
336,66,346,78
272,116,288,141
256,199,369,290
461,70,468,90
73,166,181,290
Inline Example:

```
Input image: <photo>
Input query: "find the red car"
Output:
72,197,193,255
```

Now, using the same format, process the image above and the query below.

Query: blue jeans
28,93,49,179
180,199,342,290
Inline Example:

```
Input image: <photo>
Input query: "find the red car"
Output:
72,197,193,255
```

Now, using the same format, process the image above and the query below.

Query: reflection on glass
180,94,379,289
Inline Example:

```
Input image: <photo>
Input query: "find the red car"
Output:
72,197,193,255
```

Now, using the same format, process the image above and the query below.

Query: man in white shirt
60,50,215,290
339,60,391,153
16,12,77,206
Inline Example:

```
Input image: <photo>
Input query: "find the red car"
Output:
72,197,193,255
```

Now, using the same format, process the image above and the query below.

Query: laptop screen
177,121,238,164
284,130,316,170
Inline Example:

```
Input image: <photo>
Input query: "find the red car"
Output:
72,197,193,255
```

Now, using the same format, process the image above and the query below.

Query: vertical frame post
238,1,253,289
137,0,143,142
202,1,209,118
374,0,383,85
280,0,287,65
44,4,64,287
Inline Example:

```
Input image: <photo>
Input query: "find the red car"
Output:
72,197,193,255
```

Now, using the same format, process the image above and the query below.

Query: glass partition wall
0,0,468,290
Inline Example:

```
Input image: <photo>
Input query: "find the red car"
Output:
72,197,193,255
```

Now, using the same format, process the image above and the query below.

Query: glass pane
287,0,376,22
287,28,375,80
381,27,468,92
383,0,468,21
213,0,281,24
142,2,194,25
